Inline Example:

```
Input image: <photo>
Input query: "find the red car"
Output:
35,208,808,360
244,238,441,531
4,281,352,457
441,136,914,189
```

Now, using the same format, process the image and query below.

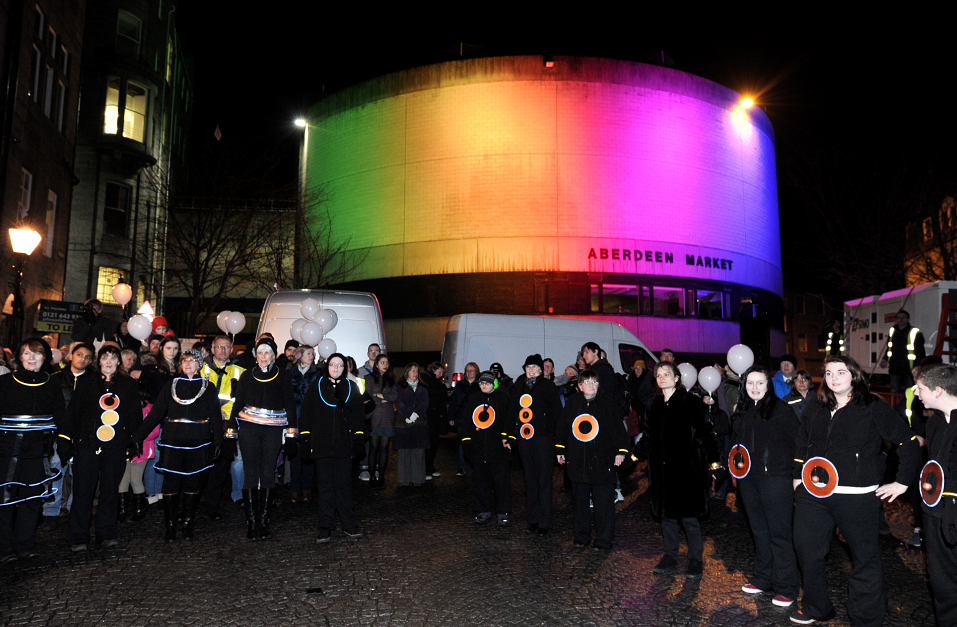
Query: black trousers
737,474,799,597
793,487,884,626
519,436,554,529
69,446,126,545
572,481,616,548
314,457,356,532
661,516,703,561
159,443,212,494
0,456,45,552
924,515,957,626
239,423,282,489
202,455,232,514
472,460,511,515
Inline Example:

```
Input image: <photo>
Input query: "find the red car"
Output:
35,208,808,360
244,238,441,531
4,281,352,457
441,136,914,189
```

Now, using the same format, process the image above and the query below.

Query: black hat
147,333,164,345
523,354,544,370
284,339,300,351
98,344,122,361
478,371,496,385
780,354,798,368
255,337,278,356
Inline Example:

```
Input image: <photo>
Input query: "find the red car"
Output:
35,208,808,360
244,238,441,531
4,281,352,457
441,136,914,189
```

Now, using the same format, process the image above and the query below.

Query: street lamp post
294,118,308,289
7,228,41,347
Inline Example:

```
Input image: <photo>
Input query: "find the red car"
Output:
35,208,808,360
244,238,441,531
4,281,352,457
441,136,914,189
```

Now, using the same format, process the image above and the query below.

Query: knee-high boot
259,487,275,539
130,493,147,522
163,493,179,542
118,489,130,521
242,488,258,540
181,493,200,540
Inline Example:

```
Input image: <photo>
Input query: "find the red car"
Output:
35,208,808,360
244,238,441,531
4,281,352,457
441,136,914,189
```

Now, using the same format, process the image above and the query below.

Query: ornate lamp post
7,228,41,346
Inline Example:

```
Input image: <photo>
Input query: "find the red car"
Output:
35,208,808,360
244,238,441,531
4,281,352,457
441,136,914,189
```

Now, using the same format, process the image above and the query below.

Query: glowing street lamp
7,227,41,346
295,118,307,128
739,97,755,109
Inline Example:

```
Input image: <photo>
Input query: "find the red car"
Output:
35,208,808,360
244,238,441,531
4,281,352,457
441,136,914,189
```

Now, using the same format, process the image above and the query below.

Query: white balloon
216,311,232,333
727,344,755,375
313,309,334,331
317,338,337,359
677,363,698,389
128,315,152,341
326,309,338,332
290,319,307,344
225,312,246,335
300,298,320,321
698,366,722,394
111,283,132,306
300,321,323,347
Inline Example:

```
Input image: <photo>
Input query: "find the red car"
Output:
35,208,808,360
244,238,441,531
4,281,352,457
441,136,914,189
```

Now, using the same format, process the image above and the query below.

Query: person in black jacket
790,355,920,626
730,366,800,608
131,350,222,541
0,339,66,563
782,370,813,419
61,345,140,551
556,369,628,550
462,371,514,524
289,346,320,502
423,362,450,479
229,337,297,540
637,361,721,580
448,362,480,476
299,353,366,543
581,342,626,418
511,354,563,535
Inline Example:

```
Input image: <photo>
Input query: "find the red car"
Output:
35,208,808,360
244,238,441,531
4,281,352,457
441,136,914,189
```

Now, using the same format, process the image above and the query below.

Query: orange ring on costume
921,460,944,507
520,423,534,440
519,408,533,423
96,424,115,442
572,414,599,442
728,444,751,479
802,457,839,498
472,405,495,430
99,393,119,410
100,410,119,426
519,394,533,408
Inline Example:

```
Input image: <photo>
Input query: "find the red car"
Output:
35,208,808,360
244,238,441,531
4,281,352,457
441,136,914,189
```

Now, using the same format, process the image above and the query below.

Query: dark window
618,343,654,374
103,182,131,237
116,11,142,58
696,289,724,319
602,284,638,314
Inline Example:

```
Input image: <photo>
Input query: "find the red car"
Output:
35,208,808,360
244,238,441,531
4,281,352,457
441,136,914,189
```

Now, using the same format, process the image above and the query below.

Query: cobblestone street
0,440,937,626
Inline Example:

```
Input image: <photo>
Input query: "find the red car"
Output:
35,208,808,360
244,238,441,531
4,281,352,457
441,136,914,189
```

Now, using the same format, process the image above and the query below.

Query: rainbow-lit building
300,55,784,364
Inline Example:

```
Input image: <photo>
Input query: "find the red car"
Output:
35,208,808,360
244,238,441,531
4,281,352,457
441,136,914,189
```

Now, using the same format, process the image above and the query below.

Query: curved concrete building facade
302,56,784,362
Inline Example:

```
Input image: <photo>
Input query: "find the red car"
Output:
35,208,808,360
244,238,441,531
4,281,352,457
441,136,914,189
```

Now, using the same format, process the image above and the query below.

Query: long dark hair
369,354,394,386
653,361,685,396
818,355,871,410
733,365,777,419
155,337,181,375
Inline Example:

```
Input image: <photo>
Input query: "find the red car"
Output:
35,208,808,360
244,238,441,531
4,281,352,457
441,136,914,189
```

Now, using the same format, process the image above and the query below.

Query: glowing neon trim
317,377,350,407
154,464,214,475
157,442,211,450
0,487,58,507
0,467,63,489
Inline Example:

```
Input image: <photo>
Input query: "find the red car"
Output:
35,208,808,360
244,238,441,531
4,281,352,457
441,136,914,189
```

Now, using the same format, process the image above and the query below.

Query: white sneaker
425,475,433,481
614,489,624,503
432,471,441,477
358,471,370,481
146,494,162,504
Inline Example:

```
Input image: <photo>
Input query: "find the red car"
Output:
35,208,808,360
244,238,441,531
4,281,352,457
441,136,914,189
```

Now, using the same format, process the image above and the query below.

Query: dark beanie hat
523,354,544,370
255,337,278,356
284,339,300,351
478,371,496,385
780,354,798,368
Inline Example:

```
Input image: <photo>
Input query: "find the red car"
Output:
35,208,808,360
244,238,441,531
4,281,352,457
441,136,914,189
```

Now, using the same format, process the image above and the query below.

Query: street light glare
739,97,754,109
295,119,306,127
8,228,41,255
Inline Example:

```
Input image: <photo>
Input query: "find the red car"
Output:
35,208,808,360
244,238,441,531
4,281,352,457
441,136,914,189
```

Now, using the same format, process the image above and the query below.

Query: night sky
173,10,957,298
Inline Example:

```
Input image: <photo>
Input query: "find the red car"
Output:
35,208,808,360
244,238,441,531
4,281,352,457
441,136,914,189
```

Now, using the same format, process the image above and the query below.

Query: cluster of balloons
673,344,755,394
216,311,247,335
289,298,338,358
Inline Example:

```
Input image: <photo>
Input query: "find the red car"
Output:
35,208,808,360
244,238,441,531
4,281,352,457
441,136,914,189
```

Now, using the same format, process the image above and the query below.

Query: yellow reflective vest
887,326,921,370
200,360,246,433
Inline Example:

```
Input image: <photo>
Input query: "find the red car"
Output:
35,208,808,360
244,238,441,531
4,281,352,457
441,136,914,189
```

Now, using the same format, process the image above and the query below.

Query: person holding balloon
229,337,297,540
790,355,920,625
728,365,800,608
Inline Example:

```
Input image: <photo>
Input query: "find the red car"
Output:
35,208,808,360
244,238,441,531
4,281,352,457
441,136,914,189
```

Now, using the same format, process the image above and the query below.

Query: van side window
618,343,653,373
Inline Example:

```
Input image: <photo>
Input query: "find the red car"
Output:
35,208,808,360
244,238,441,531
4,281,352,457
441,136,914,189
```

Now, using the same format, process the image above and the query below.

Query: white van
255,290,386,364
441,314,657,380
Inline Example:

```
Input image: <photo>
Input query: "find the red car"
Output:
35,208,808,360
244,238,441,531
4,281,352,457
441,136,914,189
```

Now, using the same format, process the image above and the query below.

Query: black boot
242,489,258,541
130,493,147,522
117,490,130,521
163,494,179,542
181,493,200,540
259,488,275,540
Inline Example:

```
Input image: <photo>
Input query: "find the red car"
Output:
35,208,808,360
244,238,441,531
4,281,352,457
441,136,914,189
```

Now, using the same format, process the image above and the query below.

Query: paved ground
0,439,938,626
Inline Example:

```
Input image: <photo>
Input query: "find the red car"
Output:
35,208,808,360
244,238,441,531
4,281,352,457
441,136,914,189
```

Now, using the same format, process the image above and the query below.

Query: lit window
602,285,638,314
19,168,33,219
96,267,124,305
798,333,808,353
123,81,147,141
590,284,600,313
103,182,131,237
652,286,685,316
104,77,120,134
166,36,174,83
45,191,57,257
116,11,142,58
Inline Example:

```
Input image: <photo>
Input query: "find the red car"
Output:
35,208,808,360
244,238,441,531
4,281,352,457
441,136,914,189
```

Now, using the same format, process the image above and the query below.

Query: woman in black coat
423,362,450,479
730,365,800,607
299,353,366,543
62,345,140,551
393,363,430,487
638,361,721,580
289,346,321,502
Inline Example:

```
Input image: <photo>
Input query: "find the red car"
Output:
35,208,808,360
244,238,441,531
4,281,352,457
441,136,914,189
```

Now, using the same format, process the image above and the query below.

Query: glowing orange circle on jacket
728,444,751,479
922,460,944,507
472,405,495,429
519,394,533,408
520,423,534,440
519,408,533,423
99,393,119,410
572,414,599,442
96,425,116,442
802,457,839,498
100,410,119,426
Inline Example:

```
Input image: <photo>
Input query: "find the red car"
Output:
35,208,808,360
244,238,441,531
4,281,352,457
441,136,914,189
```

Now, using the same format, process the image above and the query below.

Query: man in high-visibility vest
200,335,246,520
886,309,926,394
826,320,845,356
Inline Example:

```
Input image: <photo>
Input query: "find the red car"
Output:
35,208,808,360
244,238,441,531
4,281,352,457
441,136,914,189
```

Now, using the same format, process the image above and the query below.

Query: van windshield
618,343,654,373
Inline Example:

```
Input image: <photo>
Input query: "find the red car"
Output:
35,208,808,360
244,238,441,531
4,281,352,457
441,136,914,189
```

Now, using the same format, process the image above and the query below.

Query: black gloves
212,444,222,462
127,440,143,461
221,438,238,461
57,440,74,466
283,437,298,461
299,435,312,462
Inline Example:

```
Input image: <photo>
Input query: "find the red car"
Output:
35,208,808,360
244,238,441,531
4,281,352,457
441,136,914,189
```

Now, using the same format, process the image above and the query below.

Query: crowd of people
3,299,957,626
